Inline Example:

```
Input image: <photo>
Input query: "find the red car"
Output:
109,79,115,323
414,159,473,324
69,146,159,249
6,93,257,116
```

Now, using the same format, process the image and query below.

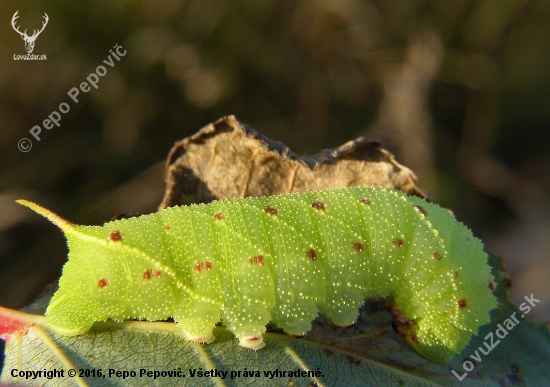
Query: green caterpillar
17,187,497,364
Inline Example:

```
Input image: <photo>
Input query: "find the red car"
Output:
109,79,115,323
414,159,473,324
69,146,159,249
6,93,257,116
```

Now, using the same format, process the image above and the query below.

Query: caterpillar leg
174,301,220,344
223,303,271,350
272,296,319,336
318,285,365,327
46,291,105,335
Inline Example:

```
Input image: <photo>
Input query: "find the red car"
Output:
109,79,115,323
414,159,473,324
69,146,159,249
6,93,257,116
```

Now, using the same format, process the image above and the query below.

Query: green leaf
2,324,435,387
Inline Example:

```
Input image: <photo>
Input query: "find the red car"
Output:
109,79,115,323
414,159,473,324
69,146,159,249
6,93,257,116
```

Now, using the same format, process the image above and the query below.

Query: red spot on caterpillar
305,249,317,261
392,238,404,247
410,331,419,343
165,225,171,231
415,205,427,216
359,198,370,205
194,262,212,272
250,255,265,266
351,242,364,251
98,278,110,288
488,281,495,291
454,271,459,278
143,269,161,279
311,201,326,211
458,299,467,309
109,231,122,241
264,206,277,216
214,213,224,220
433,251,442,260
246,337,260,343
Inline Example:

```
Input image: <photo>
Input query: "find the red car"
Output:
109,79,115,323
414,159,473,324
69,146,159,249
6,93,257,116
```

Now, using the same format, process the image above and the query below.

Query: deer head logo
11,11,49,54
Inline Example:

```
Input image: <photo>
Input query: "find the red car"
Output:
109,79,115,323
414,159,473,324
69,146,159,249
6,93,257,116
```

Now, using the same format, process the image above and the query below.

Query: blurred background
0,0,549,319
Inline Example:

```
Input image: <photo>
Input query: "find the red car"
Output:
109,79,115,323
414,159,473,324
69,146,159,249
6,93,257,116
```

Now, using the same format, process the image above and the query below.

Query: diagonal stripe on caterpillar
17,187,497,364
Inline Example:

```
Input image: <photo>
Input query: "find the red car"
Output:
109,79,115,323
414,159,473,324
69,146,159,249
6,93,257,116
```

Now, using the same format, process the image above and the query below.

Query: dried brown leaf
160,115,425,209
